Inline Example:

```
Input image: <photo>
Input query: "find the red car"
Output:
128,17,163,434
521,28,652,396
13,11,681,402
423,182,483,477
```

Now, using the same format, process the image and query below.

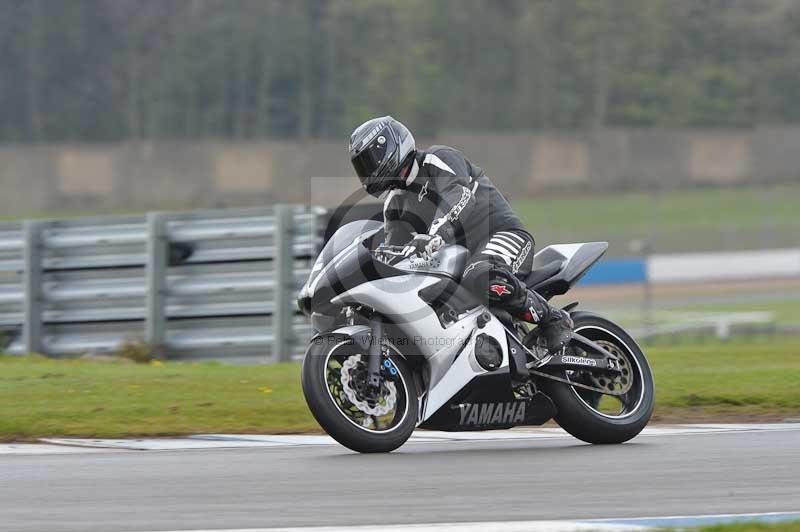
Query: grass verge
0,357,314,441
513,183,800,254
677,299,800,327
1,340,798,441
687,521,800,531
647,340,800,423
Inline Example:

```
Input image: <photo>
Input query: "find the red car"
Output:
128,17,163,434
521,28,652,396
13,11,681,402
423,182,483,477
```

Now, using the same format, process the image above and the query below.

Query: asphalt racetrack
2,426,799,532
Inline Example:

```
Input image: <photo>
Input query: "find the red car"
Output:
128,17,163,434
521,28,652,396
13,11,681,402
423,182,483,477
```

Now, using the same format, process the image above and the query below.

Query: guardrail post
146,212,168,357
22,220,44,354
273,205,295,362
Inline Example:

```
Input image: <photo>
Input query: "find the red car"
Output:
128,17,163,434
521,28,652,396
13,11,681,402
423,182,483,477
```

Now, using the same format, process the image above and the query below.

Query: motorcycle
297,220,654,453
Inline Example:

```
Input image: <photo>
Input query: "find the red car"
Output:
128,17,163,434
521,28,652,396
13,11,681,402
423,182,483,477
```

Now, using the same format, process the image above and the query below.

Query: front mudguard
308,325,373,353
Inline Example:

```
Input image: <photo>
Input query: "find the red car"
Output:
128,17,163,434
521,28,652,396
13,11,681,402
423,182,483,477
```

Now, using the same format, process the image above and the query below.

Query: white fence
647,248,800,283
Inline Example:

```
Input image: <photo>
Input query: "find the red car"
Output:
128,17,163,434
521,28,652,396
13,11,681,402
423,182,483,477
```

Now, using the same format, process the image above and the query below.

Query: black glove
402,234,444,260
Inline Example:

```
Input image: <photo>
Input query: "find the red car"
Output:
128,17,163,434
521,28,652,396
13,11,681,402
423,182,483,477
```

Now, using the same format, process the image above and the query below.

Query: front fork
366,315,384,391
363,314,400,397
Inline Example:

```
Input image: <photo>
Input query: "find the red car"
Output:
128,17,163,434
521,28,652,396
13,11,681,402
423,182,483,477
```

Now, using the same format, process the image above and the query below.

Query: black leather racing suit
383,145,537,314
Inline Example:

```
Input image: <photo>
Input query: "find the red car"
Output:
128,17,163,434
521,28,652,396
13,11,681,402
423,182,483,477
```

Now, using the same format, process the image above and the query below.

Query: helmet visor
351,131,397,178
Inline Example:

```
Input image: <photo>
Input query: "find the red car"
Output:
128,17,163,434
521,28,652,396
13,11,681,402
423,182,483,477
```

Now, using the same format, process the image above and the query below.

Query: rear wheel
301,334,418,453
537,311,654,444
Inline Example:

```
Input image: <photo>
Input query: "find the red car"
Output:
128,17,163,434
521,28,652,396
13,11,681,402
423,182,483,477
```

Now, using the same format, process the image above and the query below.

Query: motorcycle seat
523,260,564,288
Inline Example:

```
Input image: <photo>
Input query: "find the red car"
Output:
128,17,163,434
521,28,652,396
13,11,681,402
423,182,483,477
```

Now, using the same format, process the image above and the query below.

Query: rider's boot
484,272,574,399
518,290,574,355
486,273,574,354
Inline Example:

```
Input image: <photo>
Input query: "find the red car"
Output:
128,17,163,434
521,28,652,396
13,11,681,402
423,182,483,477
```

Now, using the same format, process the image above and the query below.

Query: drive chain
528,367,626,396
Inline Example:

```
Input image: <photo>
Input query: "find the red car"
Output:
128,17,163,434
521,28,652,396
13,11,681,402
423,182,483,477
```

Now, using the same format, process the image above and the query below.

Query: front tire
538,311,655,444
301,334,418,453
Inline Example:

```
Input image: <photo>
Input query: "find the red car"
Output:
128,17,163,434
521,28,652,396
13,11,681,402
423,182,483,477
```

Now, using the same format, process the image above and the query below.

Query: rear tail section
527,242,608,298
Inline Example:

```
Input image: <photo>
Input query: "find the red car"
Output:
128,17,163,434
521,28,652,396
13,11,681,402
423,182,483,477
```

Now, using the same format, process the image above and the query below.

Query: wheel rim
323,342,410,434
567,325,647,420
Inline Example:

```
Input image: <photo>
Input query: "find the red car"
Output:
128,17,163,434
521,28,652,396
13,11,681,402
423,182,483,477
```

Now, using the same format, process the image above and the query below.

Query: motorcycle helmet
349,116,416,196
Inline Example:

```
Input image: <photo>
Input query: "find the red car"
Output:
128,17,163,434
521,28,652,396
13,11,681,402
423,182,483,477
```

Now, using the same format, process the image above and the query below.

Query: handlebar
373,244,408,265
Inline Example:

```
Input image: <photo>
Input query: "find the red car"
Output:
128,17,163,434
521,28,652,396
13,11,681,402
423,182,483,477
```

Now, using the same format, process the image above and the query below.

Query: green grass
1,340,799,440
594,299,800,341
648,340,800,421
674,299,800,326
513,184,800,254
687,522,800,531
0,357,315,441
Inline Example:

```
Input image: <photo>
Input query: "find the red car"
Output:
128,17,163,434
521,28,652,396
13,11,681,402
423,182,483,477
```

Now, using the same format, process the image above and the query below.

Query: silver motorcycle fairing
329,276,510,423
420,314,510,421
331,274,467,353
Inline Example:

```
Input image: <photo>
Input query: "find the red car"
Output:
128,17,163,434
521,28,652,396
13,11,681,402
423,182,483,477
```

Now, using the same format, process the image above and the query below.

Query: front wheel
537,311,655,444
301,334,418,453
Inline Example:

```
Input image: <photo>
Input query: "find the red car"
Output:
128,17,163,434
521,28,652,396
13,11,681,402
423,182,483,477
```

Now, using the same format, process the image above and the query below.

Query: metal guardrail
0,205,323,363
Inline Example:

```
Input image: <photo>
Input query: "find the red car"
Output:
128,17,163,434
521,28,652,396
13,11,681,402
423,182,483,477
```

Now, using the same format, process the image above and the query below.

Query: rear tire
301,334,418,453
538,311,655,444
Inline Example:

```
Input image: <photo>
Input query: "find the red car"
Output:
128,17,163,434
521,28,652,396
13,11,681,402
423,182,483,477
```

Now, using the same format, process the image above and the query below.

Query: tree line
2,0,800,143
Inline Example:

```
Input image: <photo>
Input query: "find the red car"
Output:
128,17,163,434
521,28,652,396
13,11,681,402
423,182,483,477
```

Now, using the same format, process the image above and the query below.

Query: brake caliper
381,358,399,381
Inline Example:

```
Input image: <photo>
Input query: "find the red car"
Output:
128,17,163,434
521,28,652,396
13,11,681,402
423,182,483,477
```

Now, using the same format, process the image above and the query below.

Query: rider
348,116,573,355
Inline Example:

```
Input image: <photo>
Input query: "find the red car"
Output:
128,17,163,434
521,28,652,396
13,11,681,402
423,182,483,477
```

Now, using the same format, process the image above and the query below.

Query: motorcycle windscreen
311,238,409,314
306,220,384,290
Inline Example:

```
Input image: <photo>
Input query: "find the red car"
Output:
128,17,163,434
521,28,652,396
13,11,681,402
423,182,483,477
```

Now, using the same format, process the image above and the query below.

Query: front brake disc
340,355,397,417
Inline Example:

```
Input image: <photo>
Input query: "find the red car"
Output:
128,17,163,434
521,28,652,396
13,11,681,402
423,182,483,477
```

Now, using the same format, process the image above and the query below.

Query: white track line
0,443,120,455
128,511,800,532
590,510,800,528
134,522,646,532
28,423,800,453
36,438,292,451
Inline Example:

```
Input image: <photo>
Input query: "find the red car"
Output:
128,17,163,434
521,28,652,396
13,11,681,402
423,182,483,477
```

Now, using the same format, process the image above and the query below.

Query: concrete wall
1,127,799,215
